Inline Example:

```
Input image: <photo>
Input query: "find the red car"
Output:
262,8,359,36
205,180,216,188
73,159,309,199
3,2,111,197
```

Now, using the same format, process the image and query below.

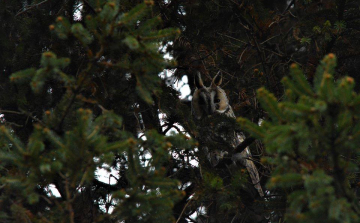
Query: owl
191,71,264,197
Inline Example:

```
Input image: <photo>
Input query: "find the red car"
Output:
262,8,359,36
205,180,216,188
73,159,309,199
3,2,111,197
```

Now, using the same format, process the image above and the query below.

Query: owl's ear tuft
211,71,222,88
195,72,204,89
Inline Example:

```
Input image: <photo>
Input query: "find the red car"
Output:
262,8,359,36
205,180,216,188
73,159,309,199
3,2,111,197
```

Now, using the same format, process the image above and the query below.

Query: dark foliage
0,0,360,222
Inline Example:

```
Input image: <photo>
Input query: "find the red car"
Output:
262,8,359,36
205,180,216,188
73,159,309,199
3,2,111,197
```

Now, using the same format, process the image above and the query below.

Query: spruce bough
238,54,360,222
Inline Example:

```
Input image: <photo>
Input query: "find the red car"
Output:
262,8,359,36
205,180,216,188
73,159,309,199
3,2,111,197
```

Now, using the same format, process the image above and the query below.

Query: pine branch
57,64,92,131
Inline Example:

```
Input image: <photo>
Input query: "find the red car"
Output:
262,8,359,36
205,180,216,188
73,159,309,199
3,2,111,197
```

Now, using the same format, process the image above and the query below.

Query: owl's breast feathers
196,107,264,197
191,72,264,197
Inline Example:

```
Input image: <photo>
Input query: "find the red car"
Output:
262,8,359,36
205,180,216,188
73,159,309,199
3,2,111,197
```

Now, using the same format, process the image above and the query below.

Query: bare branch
16,0,52,17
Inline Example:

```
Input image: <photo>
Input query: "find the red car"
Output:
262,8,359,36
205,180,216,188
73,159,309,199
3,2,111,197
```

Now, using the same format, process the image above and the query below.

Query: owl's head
191,72,230,120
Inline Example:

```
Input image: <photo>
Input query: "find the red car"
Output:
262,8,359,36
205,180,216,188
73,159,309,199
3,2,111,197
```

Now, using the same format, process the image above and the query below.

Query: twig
176,197,192,223
4,122,23,127
189,46,222,67
163,122,182,135
238,46,249,64
234,137,255,154
250,33,269,85
16,0,51,17
62,174,75,223
19,108,46,126
217,32,247,45
0,110,23,115
57,64,92,130
260,35,280,45
1,109,46,127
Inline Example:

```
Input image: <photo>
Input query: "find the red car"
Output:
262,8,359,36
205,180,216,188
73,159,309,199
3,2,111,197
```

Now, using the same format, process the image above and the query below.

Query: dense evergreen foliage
239,54,360,222
0,0,360,222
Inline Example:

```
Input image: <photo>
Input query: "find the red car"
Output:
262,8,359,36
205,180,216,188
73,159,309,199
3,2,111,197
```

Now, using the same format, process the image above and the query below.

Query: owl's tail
245,157,264,197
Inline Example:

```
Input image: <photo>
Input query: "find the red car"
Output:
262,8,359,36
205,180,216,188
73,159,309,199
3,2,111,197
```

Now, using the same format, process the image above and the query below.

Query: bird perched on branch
191,71,264,197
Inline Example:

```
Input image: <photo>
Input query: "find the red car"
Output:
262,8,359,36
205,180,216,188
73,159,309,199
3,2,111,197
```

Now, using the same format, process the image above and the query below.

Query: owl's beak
209,103,217,115
207,108,216,116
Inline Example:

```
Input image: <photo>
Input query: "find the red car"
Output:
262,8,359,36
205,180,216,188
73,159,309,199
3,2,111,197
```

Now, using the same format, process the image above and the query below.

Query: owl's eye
215,98,220,103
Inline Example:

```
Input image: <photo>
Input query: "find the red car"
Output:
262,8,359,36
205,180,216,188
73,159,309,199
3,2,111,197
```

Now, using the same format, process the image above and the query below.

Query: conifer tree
239,54,360,222
1,0,360,223
0,1,194,222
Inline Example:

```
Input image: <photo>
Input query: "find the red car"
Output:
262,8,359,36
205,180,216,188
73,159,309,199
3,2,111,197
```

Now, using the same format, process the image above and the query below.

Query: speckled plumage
191,72,264,197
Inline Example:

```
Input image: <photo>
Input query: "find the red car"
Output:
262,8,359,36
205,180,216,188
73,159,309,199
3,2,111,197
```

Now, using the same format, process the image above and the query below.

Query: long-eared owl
191,72,264,198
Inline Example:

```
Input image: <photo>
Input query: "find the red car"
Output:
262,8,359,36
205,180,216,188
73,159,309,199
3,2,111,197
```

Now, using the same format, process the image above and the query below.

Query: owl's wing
233,135,264,197
242,149,264,197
